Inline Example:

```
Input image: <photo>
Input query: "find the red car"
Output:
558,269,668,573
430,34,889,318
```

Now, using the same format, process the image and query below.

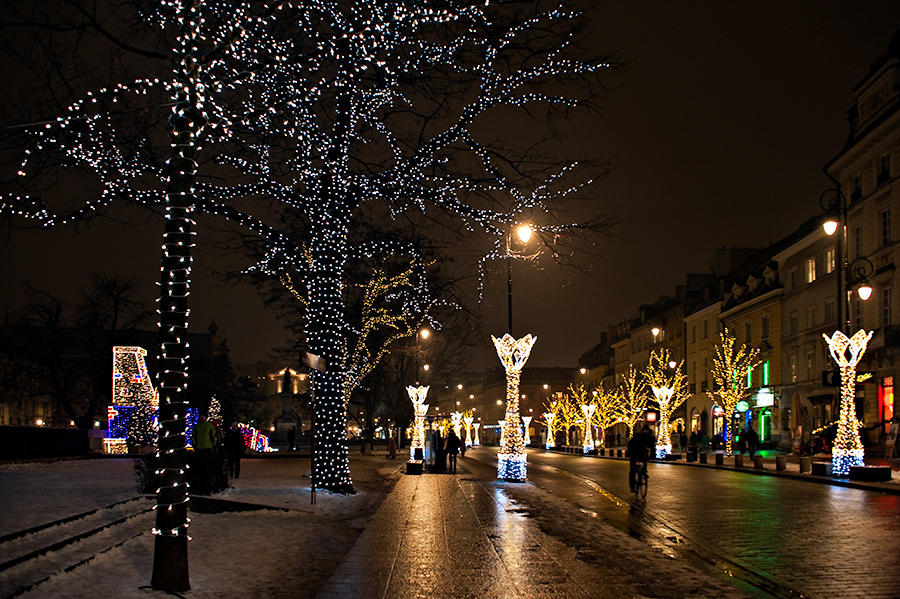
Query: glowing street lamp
407,385,429,460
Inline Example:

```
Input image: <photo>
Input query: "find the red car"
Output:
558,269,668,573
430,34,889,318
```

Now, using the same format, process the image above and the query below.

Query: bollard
799,456,812,473
599,448,605,456
618,449,624,458
715,453,724,466
753,455,764,469
686,451,697,462
699,452,708,464
734,454,744,468
775,455,787,471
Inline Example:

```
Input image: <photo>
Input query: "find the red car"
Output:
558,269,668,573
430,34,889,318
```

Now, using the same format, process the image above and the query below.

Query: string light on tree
590,384,625,448
450,411,463,438
708,329,761,456
580,404,595,453
493,333,537,480
823,330,873,475
618,365,649,439
407,385,429,460
542,411,556,448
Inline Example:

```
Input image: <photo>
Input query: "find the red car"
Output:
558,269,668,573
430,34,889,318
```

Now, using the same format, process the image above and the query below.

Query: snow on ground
0,457,140,535
8,454,402,598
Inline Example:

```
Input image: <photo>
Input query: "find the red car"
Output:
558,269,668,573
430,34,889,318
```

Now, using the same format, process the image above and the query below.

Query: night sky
2,2,900,373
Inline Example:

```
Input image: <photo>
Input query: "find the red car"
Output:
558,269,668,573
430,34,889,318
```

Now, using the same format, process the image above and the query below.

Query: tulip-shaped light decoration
543,411,556,448
651,385,675,458
580,404,596,453
522,415,532,446
450,411,463,439
463,415,474,447
407,385,429,460
823,330,873,475
473,422,481,446
493,333,537,480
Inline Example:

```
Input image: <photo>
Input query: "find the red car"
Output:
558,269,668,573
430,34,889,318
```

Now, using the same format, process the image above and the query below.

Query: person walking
193,412,216,493
388,435,397,459
745,424,759,457
224,424,245,479
446,430,461,474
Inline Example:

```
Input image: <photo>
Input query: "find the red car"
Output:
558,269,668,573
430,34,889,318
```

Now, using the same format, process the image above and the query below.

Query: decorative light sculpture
109,346,160,452
463,415,474,447
650,385,674,458
522,415,532,446
407,385,429,460
492,333,537,480
543,411,556,448
473,422,481,446
451,411,463,438
823,330,873,475
580,404,595,453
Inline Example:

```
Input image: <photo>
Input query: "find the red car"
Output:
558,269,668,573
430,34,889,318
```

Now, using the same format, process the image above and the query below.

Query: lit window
825,247,835,274
760,315,769,339
805,257,816,283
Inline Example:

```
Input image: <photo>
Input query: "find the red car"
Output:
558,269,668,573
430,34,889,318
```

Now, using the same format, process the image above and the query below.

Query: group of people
191,412,246,494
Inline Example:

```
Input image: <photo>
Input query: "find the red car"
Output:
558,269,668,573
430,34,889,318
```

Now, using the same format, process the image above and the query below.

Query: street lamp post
506,223,535,335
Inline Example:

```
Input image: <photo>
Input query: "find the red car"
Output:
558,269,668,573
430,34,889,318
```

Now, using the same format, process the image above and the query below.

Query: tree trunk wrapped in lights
542,411,556,448
580,404,595,453
619,365,649,439
522,415,532,446
407,385,429,460
493,334,537,480
709,329,761,456
473,422,481,446
590,384,625,447
823,330,873,475
463,414,474,447
644,348,689,459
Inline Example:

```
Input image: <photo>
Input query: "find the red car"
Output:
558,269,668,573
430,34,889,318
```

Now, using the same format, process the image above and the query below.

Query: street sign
302,352,327,371
736,400,751,413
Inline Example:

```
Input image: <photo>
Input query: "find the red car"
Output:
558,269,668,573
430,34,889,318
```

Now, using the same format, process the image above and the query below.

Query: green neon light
746,366,752,388
763,361,770,386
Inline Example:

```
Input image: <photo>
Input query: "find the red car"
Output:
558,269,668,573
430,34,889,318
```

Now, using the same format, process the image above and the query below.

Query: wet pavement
466,447,900,599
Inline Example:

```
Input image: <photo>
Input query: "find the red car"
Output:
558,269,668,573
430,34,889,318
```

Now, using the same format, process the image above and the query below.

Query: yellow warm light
516,223,533,243
823,219,839,236
419,328,431,340
857,284,873,301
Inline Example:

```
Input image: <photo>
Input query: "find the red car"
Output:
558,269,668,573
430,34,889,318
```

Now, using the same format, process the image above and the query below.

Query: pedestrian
460,436,467,458
446,430,461,473
224,424,245,479
192,412,216,494
388,435,397,459
745,424,759,457
680,431,688,452
287,426,296,452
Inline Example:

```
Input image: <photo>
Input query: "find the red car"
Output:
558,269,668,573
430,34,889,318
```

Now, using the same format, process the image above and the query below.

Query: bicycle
630,460,648,499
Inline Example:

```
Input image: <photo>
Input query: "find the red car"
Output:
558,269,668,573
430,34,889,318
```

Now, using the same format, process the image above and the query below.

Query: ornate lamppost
543,411,556,449
407,385,429,460
823,330,873,475
580,404,595,453
473,422,481,446
522,415,532,446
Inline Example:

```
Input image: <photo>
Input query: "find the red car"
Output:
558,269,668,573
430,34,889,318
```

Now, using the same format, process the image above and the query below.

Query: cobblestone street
466,447,900,599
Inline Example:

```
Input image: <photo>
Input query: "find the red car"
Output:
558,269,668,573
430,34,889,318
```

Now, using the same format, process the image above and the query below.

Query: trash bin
753,455,764,469
775,455,787,471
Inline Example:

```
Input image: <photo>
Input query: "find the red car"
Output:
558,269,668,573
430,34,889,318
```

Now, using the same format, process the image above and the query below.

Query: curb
542,448,900,495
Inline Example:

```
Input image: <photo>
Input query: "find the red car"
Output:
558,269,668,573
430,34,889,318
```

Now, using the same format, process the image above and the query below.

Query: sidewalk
317,460,747,599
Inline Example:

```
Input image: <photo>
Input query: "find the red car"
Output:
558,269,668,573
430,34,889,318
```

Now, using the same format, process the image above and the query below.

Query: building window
762,360,770,386
852,174,862,201
805,257,816,283
881,209,891,247
789,312,799,335
744,321,751,344
825,297,836,324
882,287,892,327
702,320,708,339
825,247,836,274
878,152,891,185
790,268,799,290
790,352,798,383
806,349,815,379
761,315,769,339
807,305,816,329
855,226,863,258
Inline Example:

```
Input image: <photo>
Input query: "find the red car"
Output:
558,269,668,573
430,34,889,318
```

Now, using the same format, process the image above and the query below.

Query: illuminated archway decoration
451,411,463,438
473,422,481,446
407,385,429,460
543,411,556,448
522,415,532,446
823,330,873,475
651,385,675,458
492,333,537,480
580,404,595,453
463,414,474,447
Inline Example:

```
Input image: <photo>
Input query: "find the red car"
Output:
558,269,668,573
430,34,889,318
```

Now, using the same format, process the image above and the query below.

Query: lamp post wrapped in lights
473,422,481,446
651,385,675,458
493,333,537,480
407,385,429,460
580,404,595,453
463,414,473,447
823,330,873,475
543,411,556,448
450,411,463,438
522,415,532,446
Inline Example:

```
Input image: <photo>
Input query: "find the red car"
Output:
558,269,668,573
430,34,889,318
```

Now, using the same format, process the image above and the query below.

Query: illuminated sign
756,388,775,407
645,410,659,423
736,400,751,413
856,371,875,384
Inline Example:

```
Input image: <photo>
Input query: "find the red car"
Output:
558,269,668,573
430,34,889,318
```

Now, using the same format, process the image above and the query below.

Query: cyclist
628,424,654,493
